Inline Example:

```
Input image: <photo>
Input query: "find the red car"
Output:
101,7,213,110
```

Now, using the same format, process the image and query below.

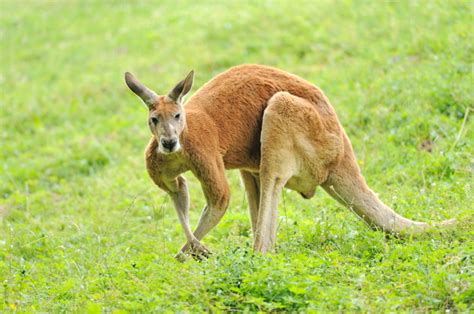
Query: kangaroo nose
161,138,177,150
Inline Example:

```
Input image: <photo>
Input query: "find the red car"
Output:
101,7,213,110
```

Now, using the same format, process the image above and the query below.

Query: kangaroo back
184,64,334,170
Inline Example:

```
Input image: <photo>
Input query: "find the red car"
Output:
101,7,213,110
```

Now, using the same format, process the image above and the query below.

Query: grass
0,0,472,312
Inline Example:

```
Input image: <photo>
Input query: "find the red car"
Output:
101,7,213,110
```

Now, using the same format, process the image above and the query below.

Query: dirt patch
418,139,434,153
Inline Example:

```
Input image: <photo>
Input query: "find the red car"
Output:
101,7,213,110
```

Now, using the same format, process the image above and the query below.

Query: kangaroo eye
150,117,159,125
174,113,181,120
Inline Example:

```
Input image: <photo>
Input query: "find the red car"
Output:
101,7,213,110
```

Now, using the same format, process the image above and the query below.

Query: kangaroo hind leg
254,174,287,253
254,92,305,253
240,170,260,235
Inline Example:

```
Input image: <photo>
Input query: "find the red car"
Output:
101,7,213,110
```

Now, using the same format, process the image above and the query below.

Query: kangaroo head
125,70,194,154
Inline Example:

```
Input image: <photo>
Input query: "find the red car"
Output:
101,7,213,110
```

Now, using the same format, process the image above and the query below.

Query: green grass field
1,0,472,312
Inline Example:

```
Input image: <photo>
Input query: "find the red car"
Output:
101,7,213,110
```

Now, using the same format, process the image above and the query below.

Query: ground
0,0,472,312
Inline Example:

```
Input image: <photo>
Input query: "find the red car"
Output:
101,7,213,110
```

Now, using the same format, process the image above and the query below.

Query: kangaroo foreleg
177,157,230,259
167,176,210,261
193,164,230,241
168,176,194,242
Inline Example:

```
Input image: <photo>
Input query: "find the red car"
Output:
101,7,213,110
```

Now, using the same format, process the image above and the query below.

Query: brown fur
125,64,455,258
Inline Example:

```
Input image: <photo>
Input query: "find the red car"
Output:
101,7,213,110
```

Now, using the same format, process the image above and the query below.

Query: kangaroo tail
322,137,456,234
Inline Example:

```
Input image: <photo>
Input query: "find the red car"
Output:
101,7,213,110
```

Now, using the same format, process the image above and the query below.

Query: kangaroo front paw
175,239,212,261
189,240,212,261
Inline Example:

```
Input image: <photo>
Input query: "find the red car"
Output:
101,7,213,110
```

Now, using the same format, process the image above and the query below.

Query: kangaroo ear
167,70,194,103
124,72,158,109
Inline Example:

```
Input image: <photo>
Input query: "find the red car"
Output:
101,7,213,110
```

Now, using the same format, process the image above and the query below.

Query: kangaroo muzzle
159,137,180,153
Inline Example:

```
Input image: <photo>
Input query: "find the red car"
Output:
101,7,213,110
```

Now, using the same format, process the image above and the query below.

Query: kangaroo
124,64,455,259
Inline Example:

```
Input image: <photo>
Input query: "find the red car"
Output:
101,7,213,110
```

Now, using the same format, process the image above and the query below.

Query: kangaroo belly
284,148,330,199
285,175,318,199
